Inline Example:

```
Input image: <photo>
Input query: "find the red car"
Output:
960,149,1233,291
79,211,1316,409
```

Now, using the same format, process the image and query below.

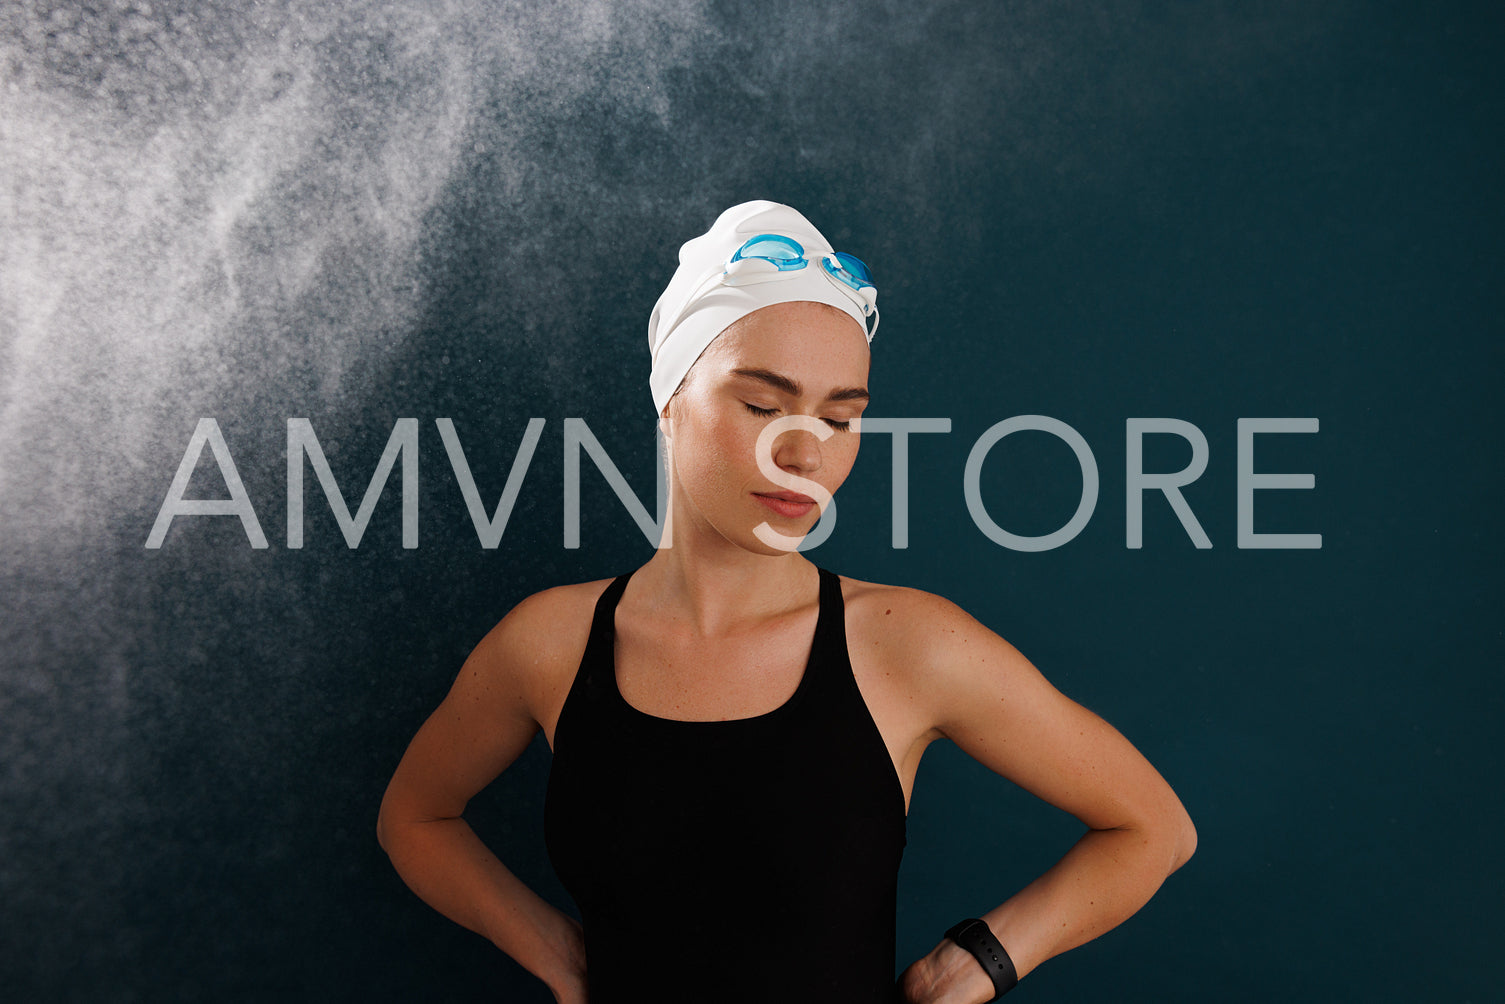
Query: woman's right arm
376,589,588,1003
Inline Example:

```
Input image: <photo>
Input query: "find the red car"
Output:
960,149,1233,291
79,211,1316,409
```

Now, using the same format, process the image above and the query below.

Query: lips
752,490,818,519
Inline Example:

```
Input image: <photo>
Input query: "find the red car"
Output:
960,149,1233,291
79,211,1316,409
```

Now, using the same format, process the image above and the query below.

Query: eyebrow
729,368,870,403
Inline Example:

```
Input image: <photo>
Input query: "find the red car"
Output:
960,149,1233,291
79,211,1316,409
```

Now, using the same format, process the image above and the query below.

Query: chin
746,520,819,556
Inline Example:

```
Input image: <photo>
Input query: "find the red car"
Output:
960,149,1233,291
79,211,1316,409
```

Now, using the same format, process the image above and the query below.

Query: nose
772,426,823,474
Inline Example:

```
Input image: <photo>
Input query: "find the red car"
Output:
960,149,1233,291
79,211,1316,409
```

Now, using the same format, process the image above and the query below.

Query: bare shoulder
464,575,616,733
380,575,621,820
833,572,952,654
835,571,1043,736
835,571,1002,661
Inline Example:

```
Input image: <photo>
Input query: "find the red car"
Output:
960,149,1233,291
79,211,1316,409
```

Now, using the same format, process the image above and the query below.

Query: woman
377,201,1196,1004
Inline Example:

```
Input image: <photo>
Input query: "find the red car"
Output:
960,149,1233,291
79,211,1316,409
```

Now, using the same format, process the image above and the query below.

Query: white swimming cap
647,200,874,418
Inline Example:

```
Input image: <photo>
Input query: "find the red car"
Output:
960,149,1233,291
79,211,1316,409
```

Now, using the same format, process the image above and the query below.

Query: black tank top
544,564,908,1004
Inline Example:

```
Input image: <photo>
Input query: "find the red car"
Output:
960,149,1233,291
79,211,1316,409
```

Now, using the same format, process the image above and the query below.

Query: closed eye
743,402,852,432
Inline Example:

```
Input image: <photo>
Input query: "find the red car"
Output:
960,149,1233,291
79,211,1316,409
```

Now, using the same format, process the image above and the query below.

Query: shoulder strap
575,571,633,703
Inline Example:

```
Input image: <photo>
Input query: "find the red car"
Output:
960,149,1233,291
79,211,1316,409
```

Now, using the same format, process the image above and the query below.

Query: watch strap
944,917,1018,1000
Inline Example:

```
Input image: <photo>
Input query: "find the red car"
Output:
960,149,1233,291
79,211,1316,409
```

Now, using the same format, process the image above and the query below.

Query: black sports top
544,564,908,1003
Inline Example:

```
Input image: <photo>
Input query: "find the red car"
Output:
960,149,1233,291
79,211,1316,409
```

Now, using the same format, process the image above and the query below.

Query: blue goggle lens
730,234,808,270
823,251,874,292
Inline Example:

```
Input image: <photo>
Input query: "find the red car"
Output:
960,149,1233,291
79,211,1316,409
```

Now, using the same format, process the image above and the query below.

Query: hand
895,938,998,1004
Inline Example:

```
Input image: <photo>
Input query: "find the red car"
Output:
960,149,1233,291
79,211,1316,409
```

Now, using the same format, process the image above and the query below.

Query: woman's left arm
895,591,1197,1004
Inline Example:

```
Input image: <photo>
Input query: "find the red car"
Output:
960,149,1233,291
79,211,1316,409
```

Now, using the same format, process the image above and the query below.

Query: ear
658,399,673,441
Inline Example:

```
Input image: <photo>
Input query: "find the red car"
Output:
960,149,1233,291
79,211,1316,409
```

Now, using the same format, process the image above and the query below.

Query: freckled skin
659,301,870,557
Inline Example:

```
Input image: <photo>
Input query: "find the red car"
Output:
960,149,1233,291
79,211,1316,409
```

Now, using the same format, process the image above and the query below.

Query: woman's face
662,300,871,556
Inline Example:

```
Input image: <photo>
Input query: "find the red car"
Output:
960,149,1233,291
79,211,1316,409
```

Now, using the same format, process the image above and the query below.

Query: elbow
376,790,403,856
376,792,452,858
1132,793,1196,875
1168,804,1197,873
376,804,391,854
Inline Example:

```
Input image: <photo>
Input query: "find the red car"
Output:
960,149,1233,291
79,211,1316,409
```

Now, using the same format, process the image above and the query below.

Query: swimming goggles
684,233,880,340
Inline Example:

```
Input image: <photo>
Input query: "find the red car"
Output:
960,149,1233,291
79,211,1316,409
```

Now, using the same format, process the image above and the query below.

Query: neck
633,536,817,640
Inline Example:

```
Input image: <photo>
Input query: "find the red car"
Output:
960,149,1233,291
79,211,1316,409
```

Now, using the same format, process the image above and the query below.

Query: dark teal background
2,1,1500,1000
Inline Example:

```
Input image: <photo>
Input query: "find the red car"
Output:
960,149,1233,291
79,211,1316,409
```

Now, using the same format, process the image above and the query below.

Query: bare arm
376,589,588,1003
896,592,1196,1003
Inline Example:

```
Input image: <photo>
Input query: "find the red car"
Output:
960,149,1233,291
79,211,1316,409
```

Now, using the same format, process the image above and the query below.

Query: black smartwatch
944,918,1018,1000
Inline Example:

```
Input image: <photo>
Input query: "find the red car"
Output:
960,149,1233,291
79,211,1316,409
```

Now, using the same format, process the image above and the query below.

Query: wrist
926,937,999,1004
942,916,1019,1003
531,909,587,997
